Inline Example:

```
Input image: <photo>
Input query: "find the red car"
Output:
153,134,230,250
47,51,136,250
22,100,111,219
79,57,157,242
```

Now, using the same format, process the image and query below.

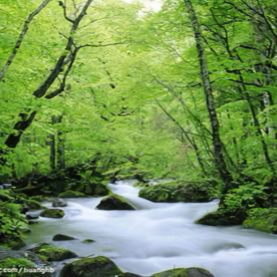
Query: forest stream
24,181,277,277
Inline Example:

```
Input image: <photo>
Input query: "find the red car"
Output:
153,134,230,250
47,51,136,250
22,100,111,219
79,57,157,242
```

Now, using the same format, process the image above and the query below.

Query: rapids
25,181,277,277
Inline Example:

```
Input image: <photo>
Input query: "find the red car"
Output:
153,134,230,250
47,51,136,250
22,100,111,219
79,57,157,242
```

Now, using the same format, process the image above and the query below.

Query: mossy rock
139,183,213,203
6,238,26,250
40,208,65,218
53,234,76,241
82,239,95,243
58,190,86,198
196,208,246,226
31,243,78,262
243,209,277,234
151,268,214,277
96,194,135,210
60,256,122,277
26,200,44,210
84,183,110,196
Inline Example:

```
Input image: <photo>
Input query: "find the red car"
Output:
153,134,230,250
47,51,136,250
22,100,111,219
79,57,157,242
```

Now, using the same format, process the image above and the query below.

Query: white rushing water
26,181,277,277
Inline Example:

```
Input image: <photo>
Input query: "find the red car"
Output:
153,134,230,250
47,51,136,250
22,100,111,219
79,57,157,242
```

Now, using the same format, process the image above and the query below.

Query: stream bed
25,181,277,277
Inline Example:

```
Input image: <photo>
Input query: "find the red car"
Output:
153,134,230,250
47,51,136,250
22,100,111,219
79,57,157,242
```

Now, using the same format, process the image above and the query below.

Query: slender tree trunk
183,0,232,190
48,115,57,171
57,116,65,170
226,110,240,163
0,0,52,82
157,100,207,176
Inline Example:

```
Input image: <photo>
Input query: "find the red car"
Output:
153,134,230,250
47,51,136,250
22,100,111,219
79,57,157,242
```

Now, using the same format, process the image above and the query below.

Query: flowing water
25,181,277,277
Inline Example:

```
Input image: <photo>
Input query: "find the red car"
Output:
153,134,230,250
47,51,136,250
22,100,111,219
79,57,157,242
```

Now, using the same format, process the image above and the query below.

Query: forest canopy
1,0,277,191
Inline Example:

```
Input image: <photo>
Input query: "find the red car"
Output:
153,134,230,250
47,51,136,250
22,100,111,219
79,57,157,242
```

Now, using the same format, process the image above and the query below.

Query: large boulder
243,208,277,234
60,256,122,277
58,190,86,198
30,243,77,262
96,194,135,210
196,208,246,226
139,183,213,203
151,268,214,277
40,209,65,218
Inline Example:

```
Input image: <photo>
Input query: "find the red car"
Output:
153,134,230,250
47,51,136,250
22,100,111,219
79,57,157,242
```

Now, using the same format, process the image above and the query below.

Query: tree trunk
57,116,65,170
183,0,232,190
48,115,57,171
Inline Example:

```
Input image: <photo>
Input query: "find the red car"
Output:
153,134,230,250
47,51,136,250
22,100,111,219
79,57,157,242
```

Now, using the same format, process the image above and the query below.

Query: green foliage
0,258,35,269
58,190,86,198
243,208,277,234
224,183,267,211
0,201,27,241
32,244,77,261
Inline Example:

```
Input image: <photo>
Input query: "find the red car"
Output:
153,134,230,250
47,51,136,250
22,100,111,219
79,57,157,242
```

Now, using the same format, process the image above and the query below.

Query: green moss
53,234,76,241
82,183,110,196
58,190,86,198
82,239,95,243
151,268,188,277
94,184,109,196
151,268,214,277
139,183,212,203
96,194,135,210
5,238,26,250
40,208,64,218
196,208,246,226
32,244,77,261
60,256,122,277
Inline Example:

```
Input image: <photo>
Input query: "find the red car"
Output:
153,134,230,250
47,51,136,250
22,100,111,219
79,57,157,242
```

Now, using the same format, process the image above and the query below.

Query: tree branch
58,0,74,23
78,42,128,49
45,48,79,99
